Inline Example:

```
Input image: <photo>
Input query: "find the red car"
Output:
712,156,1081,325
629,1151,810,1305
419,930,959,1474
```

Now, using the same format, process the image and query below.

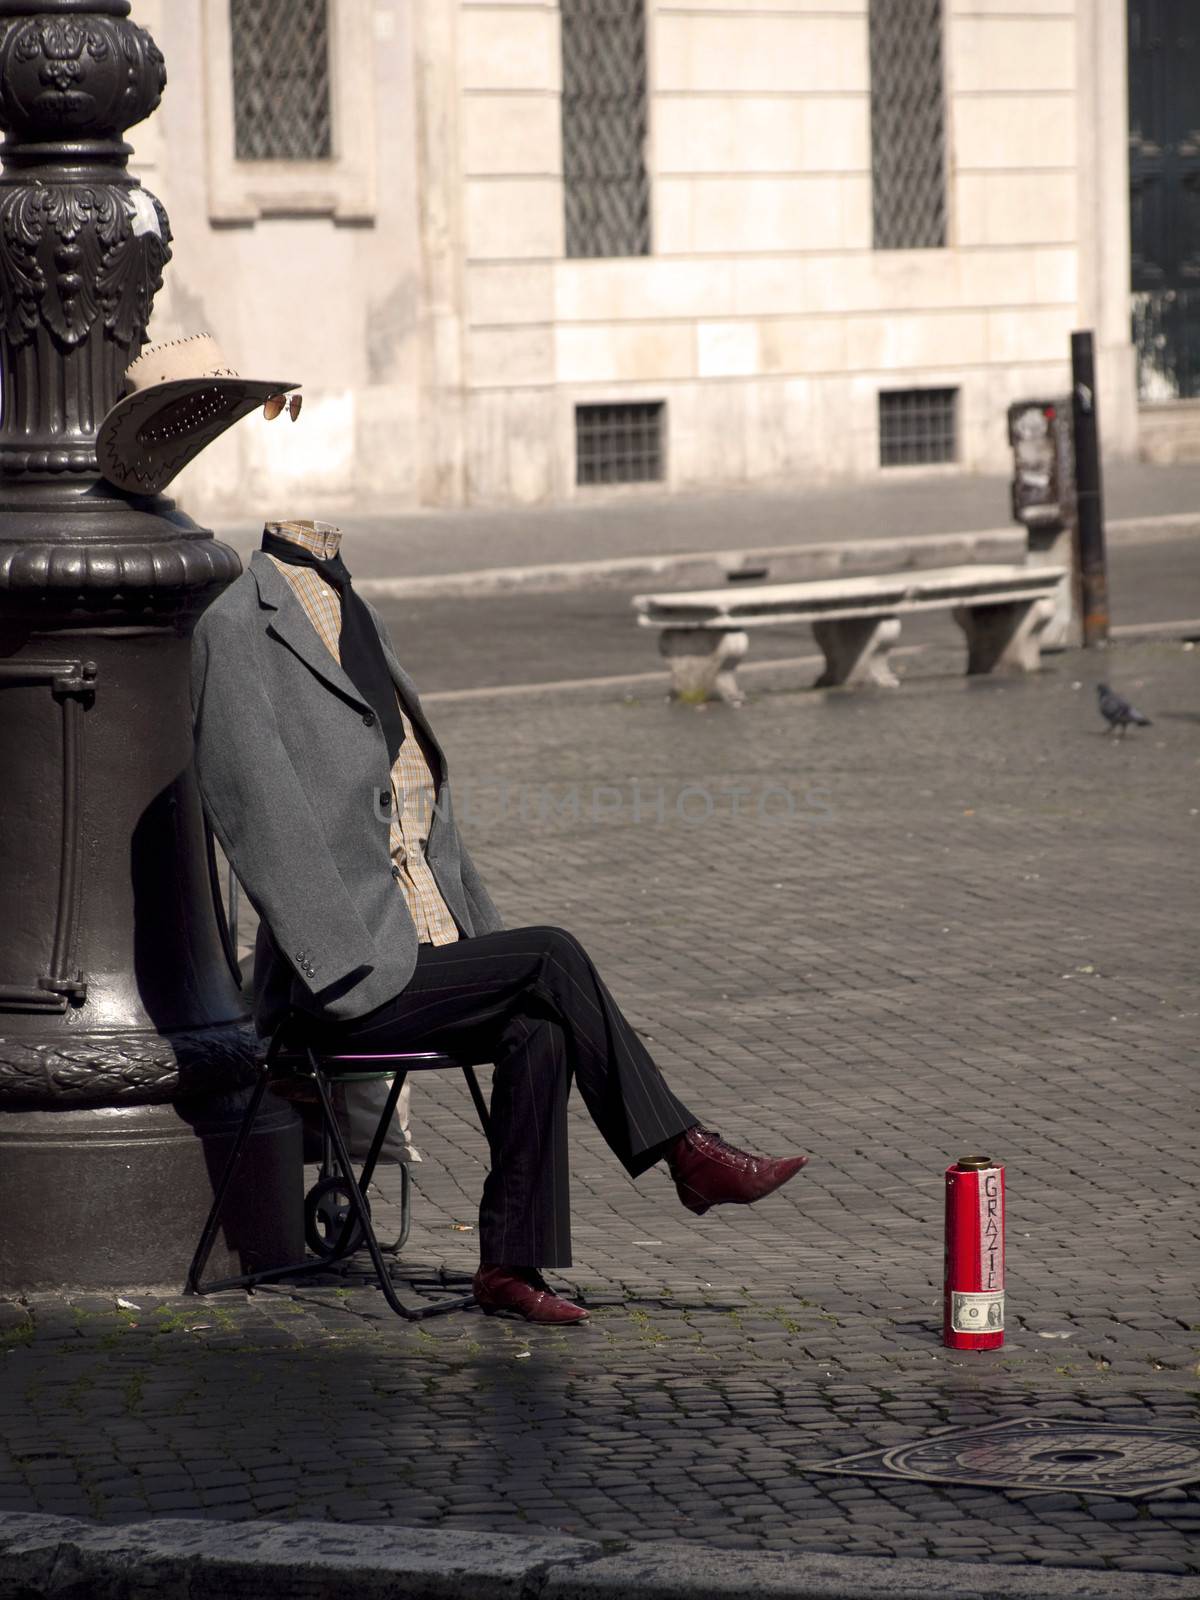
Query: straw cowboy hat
96,333,299,496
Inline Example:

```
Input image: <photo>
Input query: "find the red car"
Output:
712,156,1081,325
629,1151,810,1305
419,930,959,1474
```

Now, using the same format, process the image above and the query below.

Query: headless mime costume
190,520,807,1322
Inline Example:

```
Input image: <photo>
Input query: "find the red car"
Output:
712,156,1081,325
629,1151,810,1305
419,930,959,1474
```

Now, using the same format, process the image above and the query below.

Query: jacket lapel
251,551,370,713
250,551,448,786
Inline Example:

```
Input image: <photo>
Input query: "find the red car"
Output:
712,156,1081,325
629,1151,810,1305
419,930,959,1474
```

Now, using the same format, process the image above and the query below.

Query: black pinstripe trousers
318,925,699,1267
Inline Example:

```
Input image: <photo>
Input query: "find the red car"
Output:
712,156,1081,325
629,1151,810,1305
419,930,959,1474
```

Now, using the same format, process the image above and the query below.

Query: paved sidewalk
2,631,1197,1584
210,459,1200,584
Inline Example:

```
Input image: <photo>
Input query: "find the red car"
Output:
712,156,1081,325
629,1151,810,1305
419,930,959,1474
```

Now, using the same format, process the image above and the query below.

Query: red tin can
943,1156,1005,1349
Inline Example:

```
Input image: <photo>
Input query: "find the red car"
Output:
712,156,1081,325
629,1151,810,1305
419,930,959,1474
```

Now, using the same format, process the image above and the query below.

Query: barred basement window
230,0,332,161
868,0,947,249
879,388,957,466
561,0,651,258
576,402,664,486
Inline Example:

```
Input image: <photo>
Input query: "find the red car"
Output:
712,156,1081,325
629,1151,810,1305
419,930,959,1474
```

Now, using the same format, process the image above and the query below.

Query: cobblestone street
2,632,1198,1580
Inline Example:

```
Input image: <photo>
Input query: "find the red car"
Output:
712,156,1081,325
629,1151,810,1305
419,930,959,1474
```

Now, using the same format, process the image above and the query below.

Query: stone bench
633,564,1068,704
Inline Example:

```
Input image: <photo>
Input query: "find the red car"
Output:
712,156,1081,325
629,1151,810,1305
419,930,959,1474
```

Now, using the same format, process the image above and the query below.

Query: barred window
230,0,332,161
879,388,957,467
868,0,947,249
560,0,651,259
576,402,665,486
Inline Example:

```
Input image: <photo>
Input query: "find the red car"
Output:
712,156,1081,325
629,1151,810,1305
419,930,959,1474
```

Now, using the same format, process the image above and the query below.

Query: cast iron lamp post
0,0,300,1289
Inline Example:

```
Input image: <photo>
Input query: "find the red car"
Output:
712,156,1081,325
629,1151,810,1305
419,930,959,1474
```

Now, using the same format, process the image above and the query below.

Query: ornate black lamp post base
0,2,302,1288
0,1099,301,1291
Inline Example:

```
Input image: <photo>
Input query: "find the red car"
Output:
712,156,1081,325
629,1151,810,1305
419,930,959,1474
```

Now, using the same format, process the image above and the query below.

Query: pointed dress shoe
667,1126,809,1215
473,1265,590,1324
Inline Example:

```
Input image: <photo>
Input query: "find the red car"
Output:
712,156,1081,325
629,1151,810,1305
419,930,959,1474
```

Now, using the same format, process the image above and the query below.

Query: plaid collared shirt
263,519,459,947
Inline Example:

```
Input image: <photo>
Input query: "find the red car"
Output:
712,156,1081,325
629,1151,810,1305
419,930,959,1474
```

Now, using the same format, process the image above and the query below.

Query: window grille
230,0,333,161
879,388,957,466
868,0,947,249
560,0,651,258
576,402,664,486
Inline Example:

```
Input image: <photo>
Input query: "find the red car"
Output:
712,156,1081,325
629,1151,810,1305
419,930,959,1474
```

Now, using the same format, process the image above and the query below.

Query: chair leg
305,1050,407,1256
384,1163,413,1256
311,1068,473,1322
349,1057,409,1196
461,1064,492,1141
186,1062,272,1295
320,1114,335,1181
190,1020,475,1319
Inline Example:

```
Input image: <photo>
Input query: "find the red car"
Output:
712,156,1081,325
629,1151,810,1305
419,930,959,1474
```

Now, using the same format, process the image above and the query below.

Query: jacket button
362,711,376,727
380,789,391,809
391,863,402,880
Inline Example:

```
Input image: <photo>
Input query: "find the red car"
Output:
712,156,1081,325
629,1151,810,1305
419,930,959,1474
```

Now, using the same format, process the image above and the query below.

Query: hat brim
96,376,300,496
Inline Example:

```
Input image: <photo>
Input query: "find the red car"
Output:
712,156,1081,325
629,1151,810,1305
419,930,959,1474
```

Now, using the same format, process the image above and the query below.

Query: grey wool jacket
190,550,504,1037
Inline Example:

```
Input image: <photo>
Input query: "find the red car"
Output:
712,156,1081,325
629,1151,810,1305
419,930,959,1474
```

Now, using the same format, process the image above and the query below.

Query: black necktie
261,530,405,763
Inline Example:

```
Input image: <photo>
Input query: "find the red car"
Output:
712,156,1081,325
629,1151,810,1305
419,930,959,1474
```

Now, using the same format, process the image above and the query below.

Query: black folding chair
186,1005,492,1320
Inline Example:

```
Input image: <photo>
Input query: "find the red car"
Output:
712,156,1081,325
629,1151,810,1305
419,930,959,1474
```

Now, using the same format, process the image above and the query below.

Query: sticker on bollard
950,1289,1003,1333
943,1155,1005,1350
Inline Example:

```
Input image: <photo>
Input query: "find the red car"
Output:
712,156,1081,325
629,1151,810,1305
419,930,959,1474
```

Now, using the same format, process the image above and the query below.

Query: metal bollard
943,1156,1005,1350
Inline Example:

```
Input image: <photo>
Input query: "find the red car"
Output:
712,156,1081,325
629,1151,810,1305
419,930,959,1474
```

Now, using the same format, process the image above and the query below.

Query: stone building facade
131,0,1166,521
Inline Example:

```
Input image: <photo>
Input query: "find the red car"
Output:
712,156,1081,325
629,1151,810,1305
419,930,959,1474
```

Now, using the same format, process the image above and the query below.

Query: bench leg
812,616,901,689
659,628,748,705
953,596,1055,675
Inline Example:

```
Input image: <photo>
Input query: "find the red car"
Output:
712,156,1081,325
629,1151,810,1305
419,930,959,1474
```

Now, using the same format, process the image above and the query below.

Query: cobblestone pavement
2,635,1198,1580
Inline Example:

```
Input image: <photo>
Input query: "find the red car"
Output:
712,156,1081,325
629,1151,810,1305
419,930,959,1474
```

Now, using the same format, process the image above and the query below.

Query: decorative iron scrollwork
0,181,169,348
0,1018,261,1106
0,11,165,142
0,6,172,477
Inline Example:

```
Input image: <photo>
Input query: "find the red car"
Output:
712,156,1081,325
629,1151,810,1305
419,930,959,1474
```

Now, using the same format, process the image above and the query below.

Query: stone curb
1,1512,1197,1600
354,514,1200,603
1109,617,1200,642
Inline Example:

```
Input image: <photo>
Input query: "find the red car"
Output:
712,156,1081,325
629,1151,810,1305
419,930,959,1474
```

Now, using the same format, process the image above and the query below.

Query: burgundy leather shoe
473,1265,590,1324
667,1126,809,1215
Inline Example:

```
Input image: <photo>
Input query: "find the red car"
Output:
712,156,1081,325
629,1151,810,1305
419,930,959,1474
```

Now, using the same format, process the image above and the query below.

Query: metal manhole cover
809,1419,1200,1498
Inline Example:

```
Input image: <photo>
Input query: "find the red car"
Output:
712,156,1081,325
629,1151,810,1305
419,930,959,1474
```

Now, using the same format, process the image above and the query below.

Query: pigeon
1096,683,1152,735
